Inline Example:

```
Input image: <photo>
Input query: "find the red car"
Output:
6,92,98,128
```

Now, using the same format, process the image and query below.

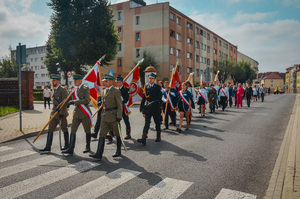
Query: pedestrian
89,74,123,160
245,83,253,107
137,73,162,145
115,76,132,139
268,87,271,95
208,83,217,113
214,81,220,109
259,84,267,102
236,83,243,108
227,83,233,107
43,85,52,109
196,83,208,117
233,83,238,107
177,82,193,133
62,74,93,155
252,85,258,101
162,81,178,129
218,84,229,111
186,81,196,124
40,75,69,152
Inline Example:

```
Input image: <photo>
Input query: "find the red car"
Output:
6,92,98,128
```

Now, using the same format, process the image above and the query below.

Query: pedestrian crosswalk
0,146,257,199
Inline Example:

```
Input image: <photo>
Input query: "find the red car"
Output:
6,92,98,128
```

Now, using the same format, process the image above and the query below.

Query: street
0,94,296,199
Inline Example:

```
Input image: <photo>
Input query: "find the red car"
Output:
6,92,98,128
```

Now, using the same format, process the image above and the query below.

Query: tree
231,63,245,84
135,50,158,85
0,57,18,78
213,58,235,83
231,60,257,84
45,0,119,85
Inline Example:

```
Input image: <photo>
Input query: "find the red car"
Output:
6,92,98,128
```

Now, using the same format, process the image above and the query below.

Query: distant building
262,72,284,92
285,64,300,93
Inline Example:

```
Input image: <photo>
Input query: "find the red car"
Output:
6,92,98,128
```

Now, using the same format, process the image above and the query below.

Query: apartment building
103,0,238,83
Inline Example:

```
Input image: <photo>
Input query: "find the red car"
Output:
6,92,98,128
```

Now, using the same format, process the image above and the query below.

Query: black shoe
106,135,113,142
61,131,69,150
83,133,91,153
91,132,98,139
124,134,131,139
155,131,161,142
186,127,189,131
137,133,147,145
89,137,105,160
62,134,76,155
39,132,53,152
113,137,121,157
164,126,169,130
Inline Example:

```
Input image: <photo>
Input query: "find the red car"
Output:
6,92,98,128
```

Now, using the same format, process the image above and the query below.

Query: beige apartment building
102,0,238,83
263,73,284,92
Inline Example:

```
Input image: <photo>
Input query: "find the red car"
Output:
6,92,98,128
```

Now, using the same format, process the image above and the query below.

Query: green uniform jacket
51,85,68,119
101,86,123,122
73,84,92,119
208,88,217,104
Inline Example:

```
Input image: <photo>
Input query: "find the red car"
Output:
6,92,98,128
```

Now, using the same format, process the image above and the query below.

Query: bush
0,106,19,117
34,89,44,101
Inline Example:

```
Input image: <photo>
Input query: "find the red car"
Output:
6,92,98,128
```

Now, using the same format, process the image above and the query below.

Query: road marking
0,146,14,152
215,188,257,199
0,155,60,179
0,160,99,199
136,177,193,199
0,150,36,163
55,168,141,199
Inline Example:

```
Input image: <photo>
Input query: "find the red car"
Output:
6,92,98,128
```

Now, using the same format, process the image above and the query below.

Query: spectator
43,85,52,109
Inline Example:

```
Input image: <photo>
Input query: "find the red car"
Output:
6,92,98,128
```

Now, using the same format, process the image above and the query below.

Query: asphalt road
0,94,296,199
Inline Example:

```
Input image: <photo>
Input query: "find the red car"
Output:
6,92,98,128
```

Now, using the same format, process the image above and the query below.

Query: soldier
62,74,93,155
137,73,162,145
90,74,123,160
115,76,132,139
208,83,217,113
40,74,69,152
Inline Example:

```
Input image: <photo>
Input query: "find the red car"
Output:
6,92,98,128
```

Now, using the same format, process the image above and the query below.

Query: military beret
73,74,83,80
210,83,214,86
148,73,157,79
51,74,60,80
101,74,115,81
116,76,123,82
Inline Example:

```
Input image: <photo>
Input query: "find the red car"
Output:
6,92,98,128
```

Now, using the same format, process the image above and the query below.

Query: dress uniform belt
104,107,118,111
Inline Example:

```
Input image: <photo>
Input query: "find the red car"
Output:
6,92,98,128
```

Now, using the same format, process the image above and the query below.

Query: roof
263,73,283,80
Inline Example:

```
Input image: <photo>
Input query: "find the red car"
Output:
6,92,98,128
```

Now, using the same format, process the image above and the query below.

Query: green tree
213,58,235,83
231,60,257,84
231,63,245,84
45,0,119,85
135,50,159,85
0,57,18,78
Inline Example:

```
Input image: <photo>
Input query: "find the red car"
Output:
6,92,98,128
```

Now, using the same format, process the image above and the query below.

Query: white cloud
0,0,50,57
190,11,300,72
283,0,300,8
232,11,277,23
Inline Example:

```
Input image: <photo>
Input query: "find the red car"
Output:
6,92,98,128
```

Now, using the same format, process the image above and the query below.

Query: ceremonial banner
123,66,143,107
170,67,182,91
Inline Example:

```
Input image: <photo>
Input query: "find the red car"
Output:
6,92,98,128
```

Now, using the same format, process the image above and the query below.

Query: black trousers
44,97,50,108
94,107,103,134
143,111,161,134
220,96,227,110
229,97,233,107
122,109,131,131
163,103,176,128
246,96,251,107
261,93,265,102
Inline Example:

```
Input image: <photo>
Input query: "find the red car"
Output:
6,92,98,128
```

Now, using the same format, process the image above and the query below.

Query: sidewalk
264,94,300,199
0,102,73,143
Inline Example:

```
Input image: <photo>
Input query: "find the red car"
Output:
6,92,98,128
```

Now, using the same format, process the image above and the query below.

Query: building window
35,66,39,70
187,68,192,73
200,57,203,63
136,16,140,25
271,84,273,87
196,55,199,62
219,40,222,46
170,47,175,55
207,59,210,65
170,13,175,21
203,31,206,38
118,58,122,67
170,30,175,37
187,37,192,44
187,52,192,59
213,37,217,42
178,65,181,74
136,49,140,57
170,64,175,72
118,43,122,51
176,49,181,58
41,65,45,69
230,46,233,51
31,58,33,62
200,43,203,49
213,49,217,54
41,74,45,77
207,46,210,53
196,27,200,35
41,57,44,61
200,29,203,36
31,66,33,70
35,57,38,62
204,57,206,64
196,41,199,48
35,74,38,78
176,33,181,41
136,32,140,41
271,79,273,82
207,33,210,40
196,69,200,77
118,11,122,20
234,49,236,54
118,27,122,35
187,22,192,29
203,44,206,51
176,16,181,25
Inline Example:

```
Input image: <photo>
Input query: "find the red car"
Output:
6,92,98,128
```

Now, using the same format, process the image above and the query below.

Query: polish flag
83,62,102,109
170,67,182,91
123,66,143,107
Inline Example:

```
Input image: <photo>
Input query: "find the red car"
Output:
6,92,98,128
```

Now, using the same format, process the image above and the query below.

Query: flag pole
123,58,144,82
163,61,178,125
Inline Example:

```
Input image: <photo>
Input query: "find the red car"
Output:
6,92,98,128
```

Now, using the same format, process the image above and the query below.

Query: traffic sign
67,71,72,78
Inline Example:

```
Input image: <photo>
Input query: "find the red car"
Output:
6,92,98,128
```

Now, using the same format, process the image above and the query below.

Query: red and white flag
83,59,103,109
123,66,143,108
170,67,182,91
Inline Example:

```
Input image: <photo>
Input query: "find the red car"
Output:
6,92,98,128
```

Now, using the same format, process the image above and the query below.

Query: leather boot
91,132,98,139
124,128,131,139
112,137,121,157
137,133,147,145
155,131,161,142
61,131,69,150
89,137,105,160
62,133,76,155
39,132,53,152
83,133,91,153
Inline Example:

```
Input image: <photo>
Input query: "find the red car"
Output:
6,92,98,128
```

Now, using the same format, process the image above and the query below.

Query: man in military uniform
208,83,217,113
115,76,132,139
137,73,162,145
62,74,93,155
90,74,123,160
40,74,69,152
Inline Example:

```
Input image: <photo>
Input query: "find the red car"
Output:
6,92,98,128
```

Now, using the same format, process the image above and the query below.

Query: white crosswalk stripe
0,146,14,152
136,177,194,199
55,168,141,199
0,160,99,199
0,155,60,179
215,188,257,199
0,150,36,163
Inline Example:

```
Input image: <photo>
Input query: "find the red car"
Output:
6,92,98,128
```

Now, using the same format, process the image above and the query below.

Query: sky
0,0,299,73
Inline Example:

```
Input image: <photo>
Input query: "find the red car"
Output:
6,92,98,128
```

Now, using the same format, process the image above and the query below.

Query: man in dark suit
137,73,162,145
115,76,132,139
